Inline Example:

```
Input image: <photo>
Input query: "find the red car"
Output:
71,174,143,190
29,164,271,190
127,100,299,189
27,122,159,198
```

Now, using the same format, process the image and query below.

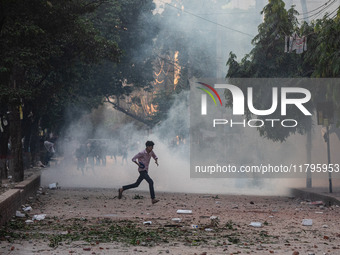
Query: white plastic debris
176,209,192,214
210,216,218,220
8,175,12,179
32,214,46,221
322,225,329,228
48,183,58,189
171,218,182,223
23,206,32,212
249,222,262,227
143,221,152,225
205,228,213,232
302,219,313,226
25,220,34,224
15,211,25,218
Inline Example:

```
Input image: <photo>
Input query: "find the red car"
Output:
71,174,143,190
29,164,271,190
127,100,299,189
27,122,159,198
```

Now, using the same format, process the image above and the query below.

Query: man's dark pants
123,170,155,199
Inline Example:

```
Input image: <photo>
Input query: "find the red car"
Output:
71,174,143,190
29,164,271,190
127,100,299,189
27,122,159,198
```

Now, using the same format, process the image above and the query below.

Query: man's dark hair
145,141,154,147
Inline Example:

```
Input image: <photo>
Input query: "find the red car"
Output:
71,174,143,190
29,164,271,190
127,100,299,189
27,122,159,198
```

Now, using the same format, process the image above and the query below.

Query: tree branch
105,96,152,127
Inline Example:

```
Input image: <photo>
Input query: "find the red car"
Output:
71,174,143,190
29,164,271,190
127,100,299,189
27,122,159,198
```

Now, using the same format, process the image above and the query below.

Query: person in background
43,140,55,166
118,141,159,204
75,143,87,173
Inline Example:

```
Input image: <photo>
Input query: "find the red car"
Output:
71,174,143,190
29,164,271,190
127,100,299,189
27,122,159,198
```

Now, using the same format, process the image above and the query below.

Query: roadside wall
290,188,340,206
0,173,41,226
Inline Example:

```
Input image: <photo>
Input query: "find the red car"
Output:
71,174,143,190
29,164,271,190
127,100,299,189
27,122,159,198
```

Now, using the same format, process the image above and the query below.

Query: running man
118,141,159,204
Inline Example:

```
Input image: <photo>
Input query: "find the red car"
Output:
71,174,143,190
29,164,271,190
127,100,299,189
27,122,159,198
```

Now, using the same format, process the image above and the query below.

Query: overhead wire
157,0,255,38
160,11,255,16
155,1,339,51
331,9,339,19
297,0,333,15
323,4,339,21
299,6,339,37
327,6,340,19
298,0,336,20
298,0,337,20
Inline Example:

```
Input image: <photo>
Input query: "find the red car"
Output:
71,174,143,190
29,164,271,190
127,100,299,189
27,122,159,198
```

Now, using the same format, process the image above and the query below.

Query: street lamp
316,102,334,193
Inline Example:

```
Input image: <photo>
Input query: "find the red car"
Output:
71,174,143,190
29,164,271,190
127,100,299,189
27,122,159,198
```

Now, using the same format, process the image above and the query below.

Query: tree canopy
225,0,339,142
0,0,157,181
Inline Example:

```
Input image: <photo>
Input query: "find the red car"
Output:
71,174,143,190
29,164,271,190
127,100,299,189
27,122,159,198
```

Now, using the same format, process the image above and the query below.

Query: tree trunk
9,67,24,182
306,129,312,188
30,117,41,166
0,116,10,181
22,107,33,169
9,102,24,182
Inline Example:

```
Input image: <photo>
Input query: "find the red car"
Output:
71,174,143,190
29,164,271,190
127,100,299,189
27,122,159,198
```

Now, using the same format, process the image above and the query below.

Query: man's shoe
152,199,159,204
118,188,123,199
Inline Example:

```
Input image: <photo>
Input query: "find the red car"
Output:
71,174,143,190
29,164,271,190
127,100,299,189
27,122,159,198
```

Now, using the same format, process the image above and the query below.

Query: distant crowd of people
75,140,130,173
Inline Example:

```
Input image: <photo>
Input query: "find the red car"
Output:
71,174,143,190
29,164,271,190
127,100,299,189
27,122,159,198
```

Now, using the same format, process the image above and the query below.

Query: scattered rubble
171,218,181,223
23,206,32,212
15,211,25,218
1,189,340,255
48,182,59,189
176,209,192,214
32,214,46,221
302,219,313,226
249,222,262,227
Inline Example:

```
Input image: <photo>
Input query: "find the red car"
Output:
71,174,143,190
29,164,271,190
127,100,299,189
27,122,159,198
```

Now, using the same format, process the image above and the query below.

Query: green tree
93,0,159,118
0,0,120,181
225,0,316,142
148,0,219,128
304,10,340,125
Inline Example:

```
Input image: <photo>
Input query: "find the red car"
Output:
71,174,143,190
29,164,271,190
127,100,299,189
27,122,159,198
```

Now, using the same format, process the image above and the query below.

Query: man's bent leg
119,173,144,199
140,171,155,199
122,174,144,191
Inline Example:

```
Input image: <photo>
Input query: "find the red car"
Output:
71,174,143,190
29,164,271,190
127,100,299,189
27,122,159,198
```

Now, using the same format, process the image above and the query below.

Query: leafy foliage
304,11,340,125
225,0,340,141
0,0,158,179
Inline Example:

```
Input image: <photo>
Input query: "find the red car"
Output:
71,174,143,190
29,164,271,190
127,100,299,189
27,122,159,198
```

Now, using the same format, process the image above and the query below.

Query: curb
0,172,41,226
290,188,340,206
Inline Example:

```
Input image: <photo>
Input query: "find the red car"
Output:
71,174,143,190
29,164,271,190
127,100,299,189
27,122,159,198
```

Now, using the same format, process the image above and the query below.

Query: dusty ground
1,187,340,255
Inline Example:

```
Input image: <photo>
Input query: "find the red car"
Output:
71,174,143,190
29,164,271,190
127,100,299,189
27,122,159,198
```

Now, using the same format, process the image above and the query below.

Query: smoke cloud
42,87,340,197
41,0,340,196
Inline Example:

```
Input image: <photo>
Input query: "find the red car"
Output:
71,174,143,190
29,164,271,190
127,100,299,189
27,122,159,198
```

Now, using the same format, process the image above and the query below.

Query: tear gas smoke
41,90,340,196
41,0,340,195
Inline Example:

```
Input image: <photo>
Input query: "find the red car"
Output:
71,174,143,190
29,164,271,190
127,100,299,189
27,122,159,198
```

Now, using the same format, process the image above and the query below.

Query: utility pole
326,125,332,193
298,0,312,188
306,130,312,188
317,102,334,193
300,0,309,22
